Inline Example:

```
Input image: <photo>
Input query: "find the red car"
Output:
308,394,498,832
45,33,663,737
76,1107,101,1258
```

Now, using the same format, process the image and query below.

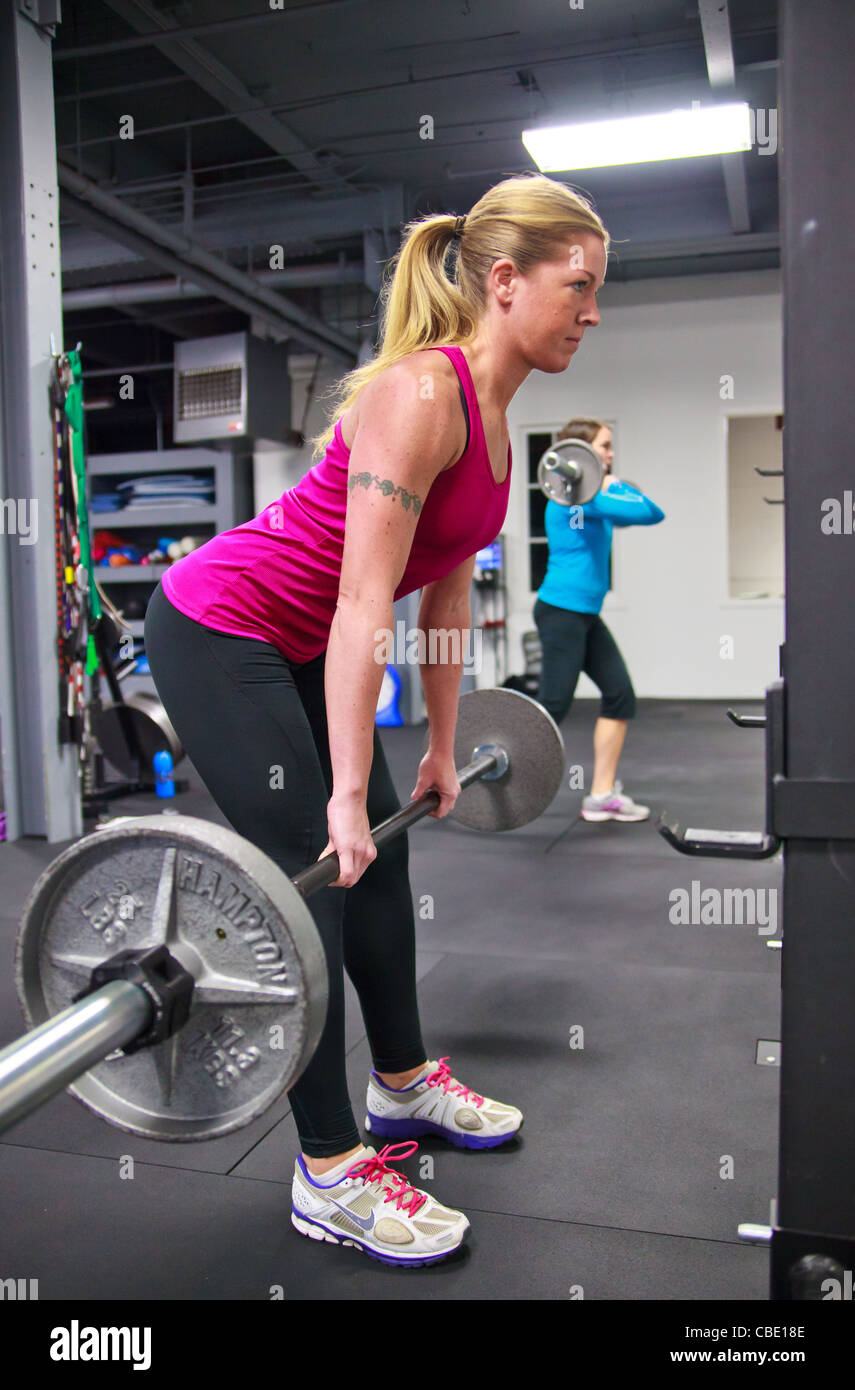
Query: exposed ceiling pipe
57,163,358,362
610,232,779,262
83,362,174,378
64,263,367,311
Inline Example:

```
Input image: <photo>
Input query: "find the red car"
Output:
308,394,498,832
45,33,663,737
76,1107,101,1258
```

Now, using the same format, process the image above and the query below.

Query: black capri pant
533,598,636,725
144,582,427,1158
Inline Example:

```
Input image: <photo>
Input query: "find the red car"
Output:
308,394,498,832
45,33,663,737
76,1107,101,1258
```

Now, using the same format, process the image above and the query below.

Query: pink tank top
162,345,511,662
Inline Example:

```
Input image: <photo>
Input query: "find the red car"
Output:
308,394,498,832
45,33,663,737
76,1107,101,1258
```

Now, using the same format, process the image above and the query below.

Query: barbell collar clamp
542,454,581,483
471,744,508,781
72,945,195,1055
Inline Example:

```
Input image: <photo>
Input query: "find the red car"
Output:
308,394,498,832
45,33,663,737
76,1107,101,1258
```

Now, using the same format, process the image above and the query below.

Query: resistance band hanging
52,350,86,747
52,345,110,752
63,347,101,639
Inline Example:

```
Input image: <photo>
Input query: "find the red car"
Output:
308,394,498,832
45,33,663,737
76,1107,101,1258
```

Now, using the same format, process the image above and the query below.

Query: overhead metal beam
61,192,325,353
59,185,404,274
63,263,367,312
699,0,752,235
698,0,737,85
612,232,778,263
720,153,752,233
58,164,358,361
94,0,357,198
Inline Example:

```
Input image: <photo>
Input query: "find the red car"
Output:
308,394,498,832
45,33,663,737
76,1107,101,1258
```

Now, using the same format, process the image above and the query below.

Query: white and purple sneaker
365,1057,523,1150
291,1141,468,1266
581,779,649,822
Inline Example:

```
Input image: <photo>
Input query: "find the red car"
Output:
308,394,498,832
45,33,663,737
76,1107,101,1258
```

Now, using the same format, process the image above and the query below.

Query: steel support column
774,0,855,1298
0,4,80,842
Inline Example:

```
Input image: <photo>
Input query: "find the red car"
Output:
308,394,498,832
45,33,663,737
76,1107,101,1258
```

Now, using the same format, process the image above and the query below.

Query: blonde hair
310,173,609,457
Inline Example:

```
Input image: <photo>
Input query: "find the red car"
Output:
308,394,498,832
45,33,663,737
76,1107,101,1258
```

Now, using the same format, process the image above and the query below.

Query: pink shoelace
346,1141,427,1216
426,1056,484,1107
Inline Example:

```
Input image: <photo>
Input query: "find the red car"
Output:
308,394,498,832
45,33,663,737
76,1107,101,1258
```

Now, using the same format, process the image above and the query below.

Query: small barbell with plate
0,688,563,1144
536,436,606,507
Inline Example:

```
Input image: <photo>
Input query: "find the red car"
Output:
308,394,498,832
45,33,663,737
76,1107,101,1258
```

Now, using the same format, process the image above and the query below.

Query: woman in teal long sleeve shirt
534,417,665,823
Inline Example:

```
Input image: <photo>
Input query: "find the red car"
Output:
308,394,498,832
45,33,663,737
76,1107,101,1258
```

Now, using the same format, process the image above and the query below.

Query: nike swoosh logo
329,1198,375,1232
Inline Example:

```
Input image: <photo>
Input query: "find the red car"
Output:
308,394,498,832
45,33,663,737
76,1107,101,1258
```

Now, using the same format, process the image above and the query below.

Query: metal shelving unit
87,448,253,690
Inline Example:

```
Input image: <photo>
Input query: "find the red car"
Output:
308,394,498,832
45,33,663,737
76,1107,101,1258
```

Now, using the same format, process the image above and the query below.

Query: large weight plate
450,688,565,831
537,437,605,506
16,816,327,1142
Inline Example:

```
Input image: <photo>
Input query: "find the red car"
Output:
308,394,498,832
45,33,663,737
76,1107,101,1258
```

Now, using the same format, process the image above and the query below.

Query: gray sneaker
581,779,649,822
291,1142,469,1266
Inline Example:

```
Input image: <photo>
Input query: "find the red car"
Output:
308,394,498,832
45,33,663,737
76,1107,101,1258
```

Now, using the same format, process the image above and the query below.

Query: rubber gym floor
0,699,779,1301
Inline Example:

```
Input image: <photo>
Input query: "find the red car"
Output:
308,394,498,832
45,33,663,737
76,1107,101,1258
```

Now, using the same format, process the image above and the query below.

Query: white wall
505,269,785,699
727,414,785,597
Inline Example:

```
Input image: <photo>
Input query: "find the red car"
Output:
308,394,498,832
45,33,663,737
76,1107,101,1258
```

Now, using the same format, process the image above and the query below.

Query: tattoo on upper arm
348,471,423,516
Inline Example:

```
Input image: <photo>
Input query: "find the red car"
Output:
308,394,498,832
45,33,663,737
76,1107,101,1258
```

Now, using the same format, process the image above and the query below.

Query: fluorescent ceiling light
522,102,752,171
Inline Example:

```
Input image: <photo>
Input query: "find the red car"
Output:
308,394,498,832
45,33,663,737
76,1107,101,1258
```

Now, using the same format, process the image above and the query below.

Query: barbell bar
0,687,564,1143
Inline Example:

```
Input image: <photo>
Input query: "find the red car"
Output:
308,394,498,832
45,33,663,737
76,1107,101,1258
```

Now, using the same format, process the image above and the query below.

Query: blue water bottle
375,666,403,726
153,749,175,798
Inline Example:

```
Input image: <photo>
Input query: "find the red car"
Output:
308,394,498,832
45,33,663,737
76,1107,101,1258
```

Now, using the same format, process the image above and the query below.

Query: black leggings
144,583,427,1157
533,598,636,725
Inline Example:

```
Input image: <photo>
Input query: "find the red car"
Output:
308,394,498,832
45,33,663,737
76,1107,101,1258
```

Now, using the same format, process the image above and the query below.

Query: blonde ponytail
310,173,608,457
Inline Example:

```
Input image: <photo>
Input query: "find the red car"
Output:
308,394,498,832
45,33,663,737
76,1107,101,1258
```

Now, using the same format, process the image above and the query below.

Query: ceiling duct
173,332,291,445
